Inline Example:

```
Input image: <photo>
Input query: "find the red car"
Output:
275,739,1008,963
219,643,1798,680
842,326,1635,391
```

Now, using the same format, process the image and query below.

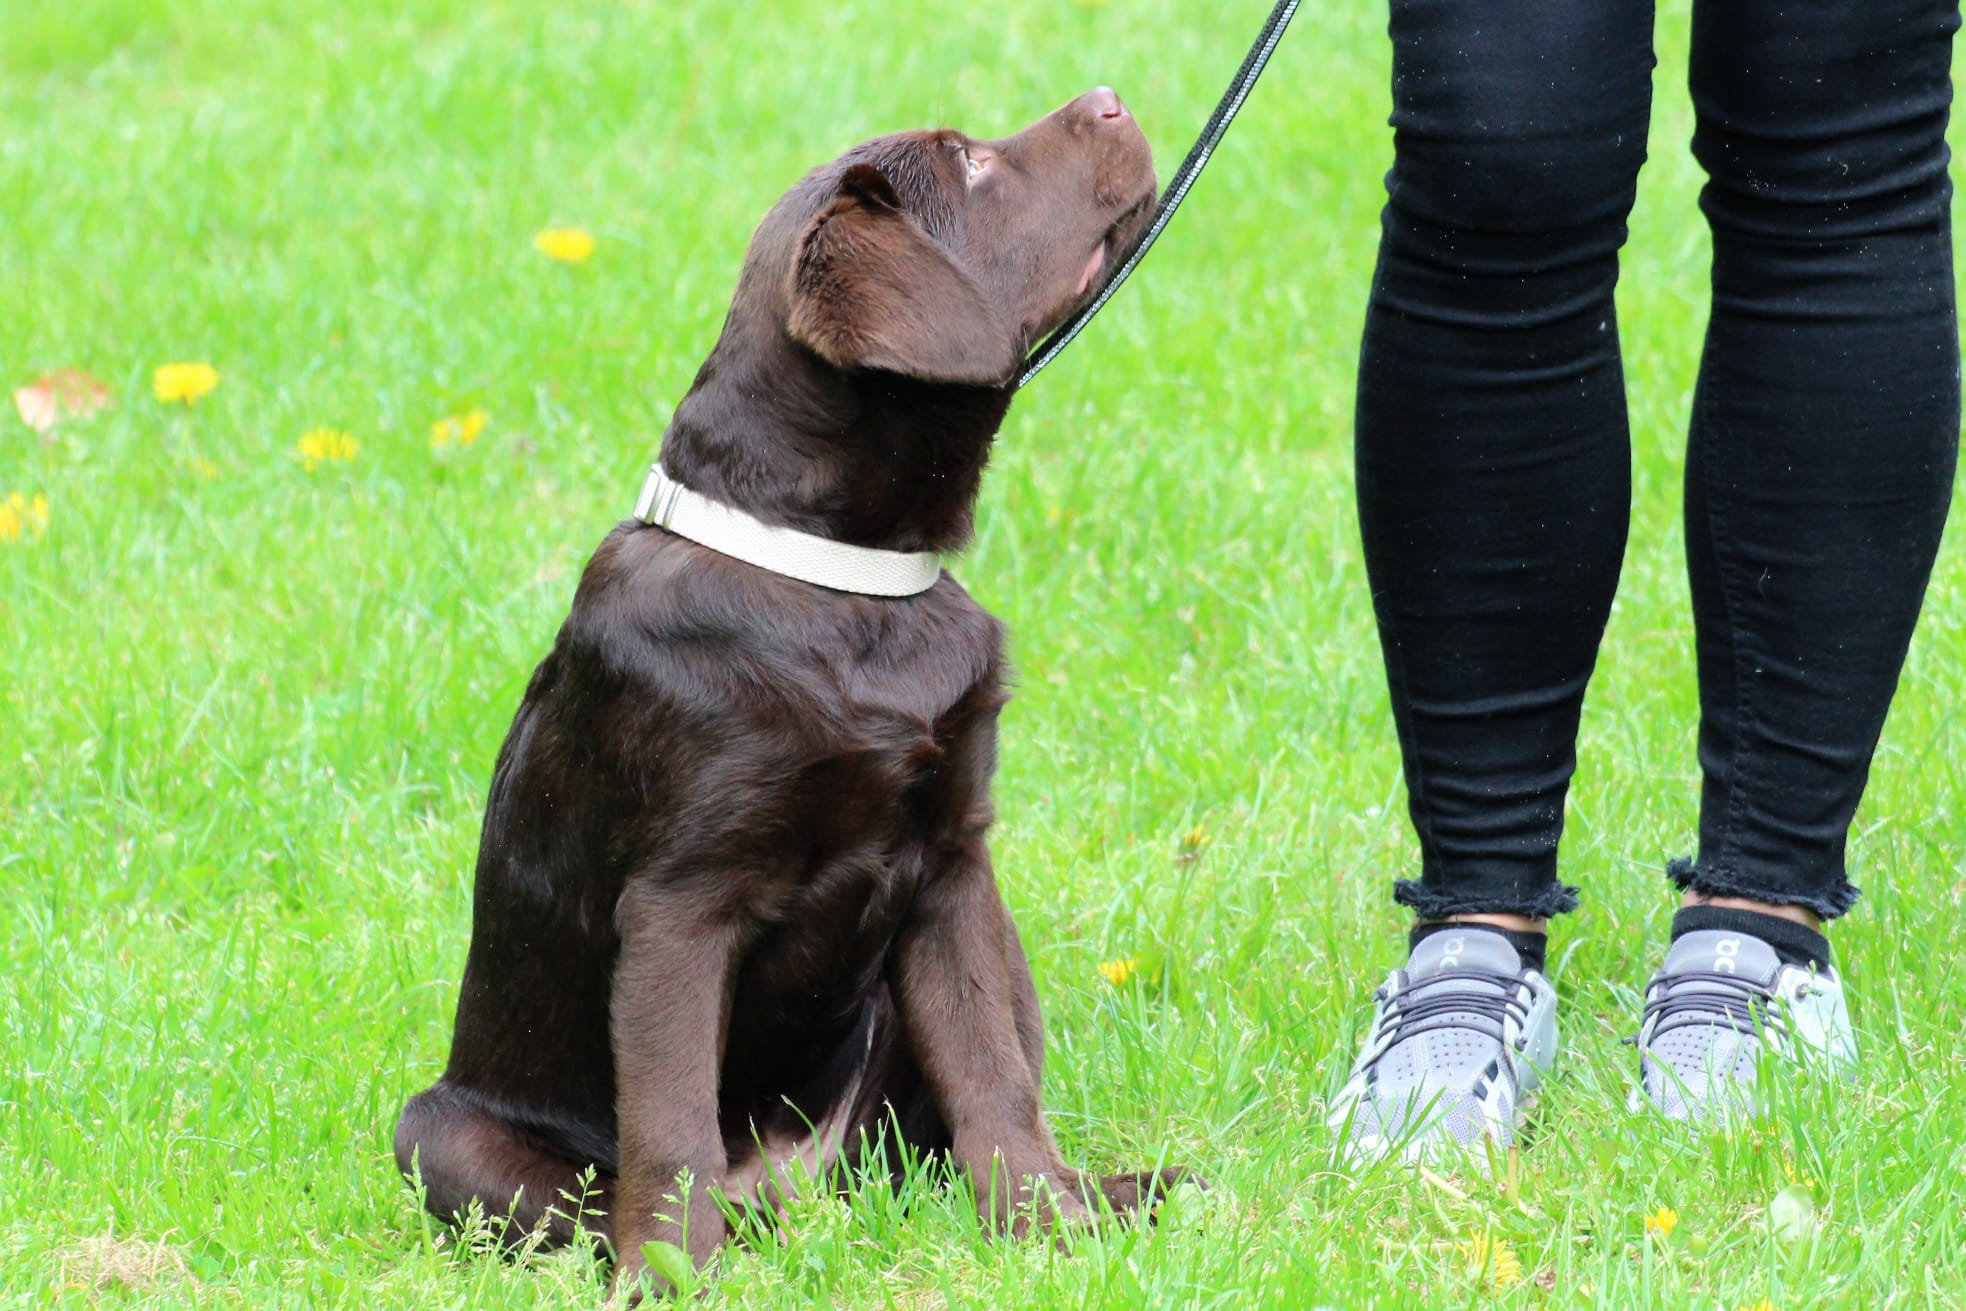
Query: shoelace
1636,969,1791,1047
1369,968,1535,1058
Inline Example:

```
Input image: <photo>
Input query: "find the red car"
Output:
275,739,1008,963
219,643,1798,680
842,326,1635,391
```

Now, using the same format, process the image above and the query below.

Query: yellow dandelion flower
297,427,360,472
1739,1300,1775,1311
1644,1205,1679,1237
1456,1233,1523,1290
153,362,219,405
0,492,50,543
430,408,489,449
534,227,596,264
1097,956,1139,988
190,457,219,481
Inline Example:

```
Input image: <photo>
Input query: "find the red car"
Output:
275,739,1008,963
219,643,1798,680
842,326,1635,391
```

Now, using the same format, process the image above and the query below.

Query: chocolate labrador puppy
394,87,1175,1294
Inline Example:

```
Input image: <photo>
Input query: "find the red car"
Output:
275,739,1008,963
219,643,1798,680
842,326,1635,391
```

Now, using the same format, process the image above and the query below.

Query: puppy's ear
787,163,1022,387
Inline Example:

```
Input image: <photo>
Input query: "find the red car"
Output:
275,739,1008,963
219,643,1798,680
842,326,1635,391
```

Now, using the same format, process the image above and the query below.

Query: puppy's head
744,88,1156,389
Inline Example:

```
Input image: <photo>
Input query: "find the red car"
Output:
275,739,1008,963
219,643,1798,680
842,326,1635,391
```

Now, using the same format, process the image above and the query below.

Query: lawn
6,0,1966,1306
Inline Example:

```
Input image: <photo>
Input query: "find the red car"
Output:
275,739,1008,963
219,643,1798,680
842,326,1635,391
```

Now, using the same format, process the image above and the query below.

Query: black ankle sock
1670,906,1831,972
1410,921,1548,974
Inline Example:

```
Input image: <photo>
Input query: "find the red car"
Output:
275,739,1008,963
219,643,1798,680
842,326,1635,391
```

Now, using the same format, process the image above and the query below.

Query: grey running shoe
1631,929,1856,1122
1328,928,1558,1163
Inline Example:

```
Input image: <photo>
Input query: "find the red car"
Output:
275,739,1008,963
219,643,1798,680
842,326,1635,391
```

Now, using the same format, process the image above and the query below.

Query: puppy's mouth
1073,197,1154,299
1073,240,1109,298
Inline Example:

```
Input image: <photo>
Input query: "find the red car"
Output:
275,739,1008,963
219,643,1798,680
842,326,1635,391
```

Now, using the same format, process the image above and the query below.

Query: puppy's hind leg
393,1083,615,1247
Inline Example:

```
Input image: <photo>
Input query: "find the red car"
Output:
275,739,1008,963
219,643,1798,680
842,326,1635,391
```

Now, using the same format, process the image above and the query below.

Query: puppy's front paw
608,1239,705,1304
984,1166,1198,1242
606,1261,646,1307
972,1163,1095,1238
1090,1166,1200,1221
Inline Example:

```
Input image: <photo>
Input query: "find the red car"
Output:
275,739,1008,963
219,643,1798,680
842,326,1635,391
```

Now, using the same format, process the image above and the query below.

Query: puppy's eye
960,147,986,182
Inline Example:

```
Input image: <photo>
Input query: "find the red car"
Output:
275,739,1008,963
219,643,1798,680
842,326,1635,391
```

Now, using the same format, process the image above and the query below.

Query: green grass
5,0,1966,1306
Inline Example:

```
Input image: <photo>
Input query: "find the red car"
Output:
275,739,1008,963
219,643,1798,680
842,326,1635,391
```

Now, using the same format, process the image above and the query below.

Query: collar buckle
633,465,686,528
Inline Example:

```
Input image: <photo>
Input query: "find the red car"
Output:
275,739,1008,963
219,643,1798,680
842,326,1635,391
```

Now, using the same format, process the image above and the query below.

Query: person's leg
1336,0,1654,1162
1355,0,1655,928
1679,0,1960,923
1636,0,1960,1119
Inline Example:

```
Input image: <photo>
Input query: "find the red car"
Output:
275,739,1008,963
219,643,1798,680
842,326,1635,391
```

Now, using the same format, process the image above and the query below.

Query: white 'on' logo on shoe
1714,937,1740,975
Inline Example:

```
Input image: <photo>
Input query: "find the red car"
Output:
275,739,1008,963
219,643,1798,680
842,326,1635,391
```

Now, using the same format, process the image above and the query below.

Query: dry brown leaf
14,368,112,436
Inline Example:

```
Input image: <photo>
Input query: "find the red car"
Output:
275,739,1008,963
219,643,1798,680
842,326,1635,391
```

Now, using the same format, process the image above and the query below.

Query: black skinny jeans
1356,0,1961,921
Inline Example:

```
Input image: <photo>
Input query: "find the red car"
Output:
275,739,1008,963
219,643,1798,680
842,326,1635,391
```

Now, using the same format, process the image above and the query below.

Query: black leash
1015,0,1303,390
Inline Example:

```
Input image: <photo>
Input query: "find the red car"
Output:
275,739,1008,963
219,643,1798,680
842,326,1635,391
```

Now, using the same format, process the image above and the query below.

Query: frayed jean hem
1665,857,1861,921
1393,878,1581,921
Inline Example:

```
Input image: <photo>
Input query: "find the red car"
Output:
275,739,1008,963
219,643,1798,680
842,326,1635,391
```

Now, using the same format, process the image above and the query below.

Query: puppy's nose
1086,86,1129,120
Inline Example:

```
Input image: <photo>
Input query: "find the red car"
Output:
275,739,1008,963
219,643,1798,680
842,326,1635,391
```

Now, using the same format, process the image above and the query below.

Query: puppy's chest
785,676,988,843
785,607,1002,786
761,642,1002,891
736,794,944,1016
